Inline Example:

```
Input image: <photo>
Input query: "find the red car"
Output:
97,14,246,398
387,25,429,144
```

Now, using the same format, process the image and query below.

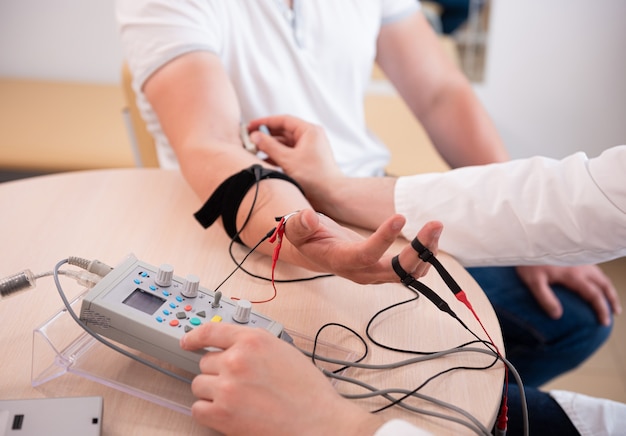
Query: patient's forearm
316,176,398,231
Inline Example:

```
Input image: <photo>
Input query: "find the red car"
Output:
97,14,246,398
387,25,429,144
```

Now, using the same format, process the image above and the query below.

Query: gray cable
300,345,528,436
52,258,193,385
328,371,491,436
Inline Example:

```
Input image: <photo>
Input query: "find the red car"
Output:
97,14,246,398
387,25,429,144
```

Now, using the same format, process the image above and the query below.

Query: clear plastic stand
32,290,357,415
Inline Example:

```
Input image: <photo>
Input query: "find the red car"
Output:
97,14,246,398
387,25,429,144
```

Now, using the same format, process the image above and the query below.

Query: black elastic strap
411,237,462,295
391,255,416,287
391,255,458,317
411,238,434,262
194,164,303,244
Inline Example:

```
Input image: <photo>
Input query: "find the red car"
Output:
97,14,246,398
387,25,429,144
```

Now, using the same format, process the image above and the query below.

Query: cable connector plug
68,257,113,277
65,270,103,289
0,269,36,299
495,400,508,436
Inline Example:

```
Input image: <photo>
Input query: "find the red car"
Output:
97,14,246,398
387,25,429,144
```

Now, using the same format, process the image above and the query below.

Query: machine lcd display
123,288,166,315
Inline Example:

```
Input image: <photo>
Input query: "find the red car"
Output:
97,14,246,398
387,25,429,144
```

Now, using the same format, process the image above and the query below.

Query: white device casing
79,255,284,374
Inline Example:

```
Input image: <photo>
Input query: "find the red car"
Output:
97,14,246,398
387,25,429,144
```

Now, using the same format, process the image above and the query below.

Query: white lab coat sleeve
373,419,433,436
394,146,626,267
549,390,626,436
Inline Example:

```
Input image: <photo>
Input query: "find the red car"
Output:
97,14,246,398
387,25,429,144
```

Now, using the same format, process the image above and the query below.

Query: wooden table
0,169,504,435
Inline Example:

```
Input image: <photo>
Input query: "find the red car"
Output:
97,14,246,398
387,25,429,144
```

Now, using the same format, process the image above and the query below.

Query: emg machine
79,255,285,374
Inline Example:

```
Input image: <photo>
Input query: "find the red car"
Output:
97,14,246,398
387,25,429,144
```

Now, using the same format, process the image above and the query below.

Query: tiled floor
542,258,626,403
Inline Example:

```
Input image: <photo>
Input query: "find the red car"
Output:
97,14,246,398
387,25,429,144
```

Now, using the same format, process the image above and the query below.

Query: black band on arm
193,164,304,244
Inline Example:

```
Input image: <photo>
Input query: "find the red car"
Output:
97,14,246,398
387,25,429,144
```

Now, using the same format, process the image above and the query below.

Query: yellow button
210,315,222,323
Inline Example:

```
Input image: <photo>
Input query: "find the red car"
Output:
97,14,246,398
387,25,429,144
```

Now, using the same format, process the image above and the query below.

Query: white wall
0,0,123,84
1,0,624,160
475,0,626,159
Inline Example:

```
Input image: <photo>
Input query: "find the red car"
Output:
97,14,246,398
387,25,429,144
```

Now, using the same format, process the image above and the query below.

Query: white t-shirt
116,0,420,176
395,145,626,267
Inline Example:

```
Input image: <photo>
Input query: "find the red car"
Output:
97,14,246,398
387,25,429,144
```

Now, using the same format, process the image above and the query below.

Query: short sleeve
381,0,421,25
116,0,224,90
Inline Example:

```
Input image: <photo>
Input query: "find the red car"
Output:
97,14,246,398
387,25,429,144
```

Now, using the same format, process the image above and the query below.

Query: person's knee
574,317,612,355
468,266,615,386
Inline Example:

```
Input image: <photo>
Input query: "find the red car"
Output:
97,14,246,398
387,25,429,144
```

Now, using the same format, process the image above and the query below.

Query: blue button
176,296,183,302
141,272,148,277
163,310,170,316
156,316,164,323
162,291,170,297
134,278,141,285
169,302,176,309
149,285,157,291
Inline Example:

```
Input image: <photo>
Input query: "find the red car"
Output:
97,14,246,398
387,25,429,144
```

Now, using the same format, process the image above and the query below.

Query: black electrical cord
225,171,333,285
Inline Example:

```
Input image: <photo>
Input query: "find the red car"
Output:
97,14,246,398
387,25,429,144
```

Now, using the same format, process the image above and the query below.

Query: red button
184,305,192,311
169,319,179,327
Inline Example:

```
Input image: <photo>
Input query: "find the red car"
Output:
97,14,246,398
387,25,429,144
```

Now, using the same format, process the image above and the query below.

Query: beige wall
0,79,133,172
2,1,624,172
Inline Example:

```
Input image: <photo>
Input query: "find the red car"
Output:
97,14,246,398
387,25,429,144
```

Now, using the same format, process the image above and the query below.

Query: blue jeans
430,0,471,34
506,385,579,436
466,266,612,388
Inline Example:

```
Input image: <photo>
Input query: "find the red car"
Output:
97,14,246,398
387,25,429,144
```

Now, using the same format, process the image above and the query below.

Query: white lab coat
394,146,626,267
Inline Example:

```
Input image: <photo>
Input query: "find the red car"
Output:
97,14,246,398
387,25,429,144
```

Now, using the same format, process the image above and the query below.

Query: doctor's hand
516,264,622,326
281,209,443,285
180,323,385,436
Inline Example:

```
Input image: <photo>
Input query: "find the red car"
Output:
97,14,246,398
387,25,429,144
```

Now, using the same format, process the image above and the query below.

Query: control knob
155,264,174,287
232,299,252,324
182,274,200,298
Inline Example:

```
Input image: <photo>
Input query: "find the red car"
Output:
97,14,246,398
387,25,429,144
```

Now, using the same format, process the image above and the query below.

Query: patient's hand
282,209,443,285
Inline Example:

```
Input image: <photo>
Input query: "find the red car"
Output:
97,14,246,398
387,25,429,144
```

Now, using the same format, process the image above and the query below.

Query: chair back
121,63,160,167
